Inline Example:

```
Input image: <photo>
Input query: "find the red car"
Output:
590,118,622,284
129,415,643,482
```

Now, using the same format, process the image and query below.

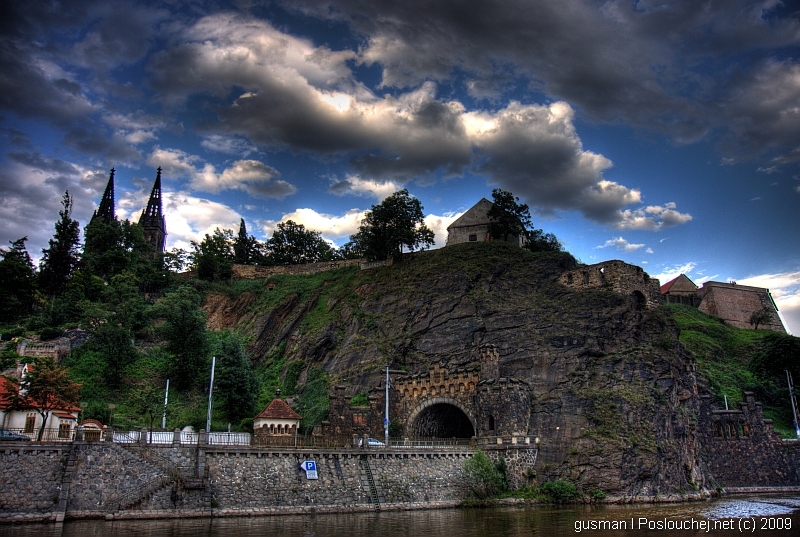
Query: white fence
112,430,251,446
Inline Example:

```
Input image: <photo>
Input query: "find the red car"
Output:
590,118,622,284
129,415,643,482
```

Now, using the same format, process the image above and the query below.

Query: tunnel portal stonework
326,346,532,441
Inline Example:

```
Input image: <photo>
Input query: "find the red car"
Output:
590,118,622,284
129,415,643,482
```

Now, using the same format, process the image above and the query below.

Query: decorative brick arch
404,396,477,438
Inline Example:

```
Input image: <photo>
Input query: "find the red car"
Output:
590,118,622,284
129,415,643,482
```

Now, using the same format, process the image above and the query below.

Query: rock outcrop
204,241,707,499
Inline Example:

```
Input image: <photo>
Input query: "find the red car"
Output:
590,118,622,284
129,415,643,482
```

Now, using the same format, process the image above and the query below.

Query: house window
24,414,36,433
58,420,71,439
468,234,478,242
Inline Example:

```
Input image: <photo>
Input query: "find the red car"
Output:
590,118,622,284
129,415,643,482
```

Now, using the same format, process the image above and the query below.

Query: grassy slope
668,304,794,437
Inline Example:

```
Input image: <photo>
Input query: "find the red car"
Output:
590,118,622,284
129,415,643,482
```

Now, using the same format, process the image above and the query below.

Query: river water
6,496,800,537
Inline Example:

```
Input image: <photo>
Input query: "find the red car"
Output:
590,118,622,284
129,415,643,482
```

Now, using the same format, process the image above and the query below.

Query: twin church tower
91,167,167,254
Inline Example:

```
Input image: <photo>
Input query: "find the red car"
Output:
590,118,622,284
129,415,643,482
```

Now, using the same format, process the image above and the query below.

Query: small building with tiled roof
0,376,80,441
661,274,702,307
446,198,524,247
253,397,302,436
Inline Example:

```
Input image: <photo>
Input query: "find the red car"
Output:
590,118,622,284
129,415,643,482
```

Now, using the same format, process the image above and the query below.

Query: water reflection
5,496,799,537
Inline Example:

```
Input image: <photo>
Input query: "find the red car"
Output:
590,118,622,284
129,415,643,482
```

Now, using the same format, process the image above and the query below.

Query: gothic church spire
139,167,167,254
91,168,116,224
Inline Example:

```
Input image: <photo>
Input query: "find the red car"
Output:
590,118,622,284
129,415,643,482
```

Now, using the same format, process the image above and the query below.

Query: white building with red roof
253,397,302,436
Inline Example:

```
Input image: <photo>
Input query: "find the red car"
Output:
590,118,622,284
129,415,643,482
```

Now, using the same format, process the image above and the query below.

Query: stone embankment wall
0,447,67,518
0,443,481,522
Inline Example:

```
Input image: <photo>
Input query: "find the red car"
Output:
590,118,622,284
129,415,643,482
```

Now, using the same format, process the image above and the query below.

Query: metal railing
387,437,474,449
251,434,348,448
1,427,75,442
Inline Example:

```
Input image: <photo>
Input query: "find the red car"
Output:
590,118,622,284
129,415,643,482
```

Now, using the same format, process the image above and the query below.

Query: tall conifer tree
39,191,81,295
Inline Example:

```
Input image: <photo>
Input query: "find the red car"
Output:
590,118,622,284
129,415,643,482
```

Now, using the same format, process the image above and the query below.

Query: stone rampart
558,260,662,309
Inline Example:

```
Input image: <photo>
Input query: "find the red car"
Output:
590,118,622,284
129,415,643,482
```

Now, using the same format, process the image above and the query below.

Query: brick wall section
558,260,663,309
698,282,785,332
698,393,800,487
0,447,66,518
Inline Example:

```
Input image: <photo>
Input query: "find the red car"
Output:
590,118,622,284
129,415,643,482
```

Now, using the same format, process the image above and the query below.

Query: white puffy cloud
652,262,699,285
147,149,296,199
118,189,242,252
328,175,402,200
615,202,693,231
424,212,462,249
260,208,366,240
596,237,646,252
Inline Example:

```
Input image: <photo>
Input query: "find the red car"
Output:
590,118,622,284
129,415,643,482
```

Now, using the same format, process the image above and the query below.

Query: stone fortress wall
557,260,663,309
698,393,800,488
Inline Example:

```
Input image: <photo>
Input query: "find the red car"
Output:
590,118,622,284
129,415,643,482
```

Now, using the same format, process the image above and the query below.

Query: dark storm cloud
7,151,82,176
284,0,800,159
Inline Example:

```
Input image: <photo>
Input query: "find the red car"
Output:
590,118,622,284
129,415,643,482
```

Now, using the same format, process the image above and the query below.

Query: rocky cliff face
204,242,706,499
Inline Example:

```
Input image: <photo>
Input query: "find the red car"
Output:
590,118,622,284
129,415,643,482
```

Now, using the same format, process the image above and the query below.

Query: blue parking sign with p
301,460,318,479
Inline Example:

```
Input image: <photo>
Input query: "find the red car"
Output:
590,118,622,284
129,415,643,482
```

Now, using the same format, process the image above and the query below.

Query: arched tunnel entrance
408,402,476,438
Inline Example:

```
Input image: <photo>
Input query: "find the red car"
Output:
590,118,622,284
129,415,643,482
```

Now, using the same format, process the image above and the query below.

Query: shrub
464,450,508,500
541,479,578,502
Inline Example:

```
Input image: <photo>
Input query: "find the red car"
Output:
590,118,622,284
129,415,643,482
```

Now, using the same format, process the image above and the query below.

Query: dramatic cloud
286,0,800,159
615,202,693,231
146,15,690,226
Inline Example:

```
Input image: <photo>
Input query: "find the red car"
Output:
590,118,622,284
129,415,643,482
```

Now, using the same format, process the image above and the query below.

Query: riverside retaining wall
0,443,482,522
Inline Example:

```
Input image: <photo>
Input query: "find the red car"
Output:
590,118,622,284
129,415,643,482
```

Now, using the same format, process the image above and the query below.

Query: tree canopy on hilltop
349,189,435,262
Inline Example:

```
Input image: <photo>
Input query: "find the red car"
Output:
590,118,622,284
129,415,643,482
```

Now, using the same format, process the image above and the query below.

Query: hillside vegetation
669,304,798,437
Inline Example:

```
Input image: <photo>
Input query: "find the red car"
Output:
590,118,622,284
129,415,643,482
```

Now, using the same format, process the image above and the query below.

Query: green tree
233,218,260,265
349,189,434,262
487,188,531,243
39,191,81,295
488,189,562,252
9,356,81,441
83,219,126,278
0,237,38,322
212,331,258,427
267,220,336,265
524,228,563,253
463,450,508,500
128,381,164,433
749,307,773,330
191,228,234,281
150,285,210,390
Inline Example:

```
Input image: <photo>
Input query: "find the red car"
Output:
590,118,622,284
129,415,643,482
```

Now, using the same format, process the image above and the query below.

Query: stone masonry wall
699,393,800,488
231,259,366,280
0,447,66,516
558,260,663,309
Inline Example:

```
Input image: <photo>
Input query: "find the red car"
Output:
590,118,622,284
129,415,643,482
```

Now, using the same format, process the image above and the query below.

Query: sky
1,0,799,334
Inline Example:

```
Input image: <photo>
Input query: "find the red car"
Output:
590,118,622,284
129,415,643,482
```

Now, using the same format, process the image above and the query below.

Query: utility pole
384,366,390,448
786,369,800,439
161,379,169,429
206,356,216,433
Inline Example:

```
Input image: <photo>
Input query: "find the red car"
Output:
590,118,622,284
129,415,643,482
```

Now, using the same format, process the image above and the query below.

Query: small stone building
253,398,302,436
661,274,702,307
446,198,524,246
